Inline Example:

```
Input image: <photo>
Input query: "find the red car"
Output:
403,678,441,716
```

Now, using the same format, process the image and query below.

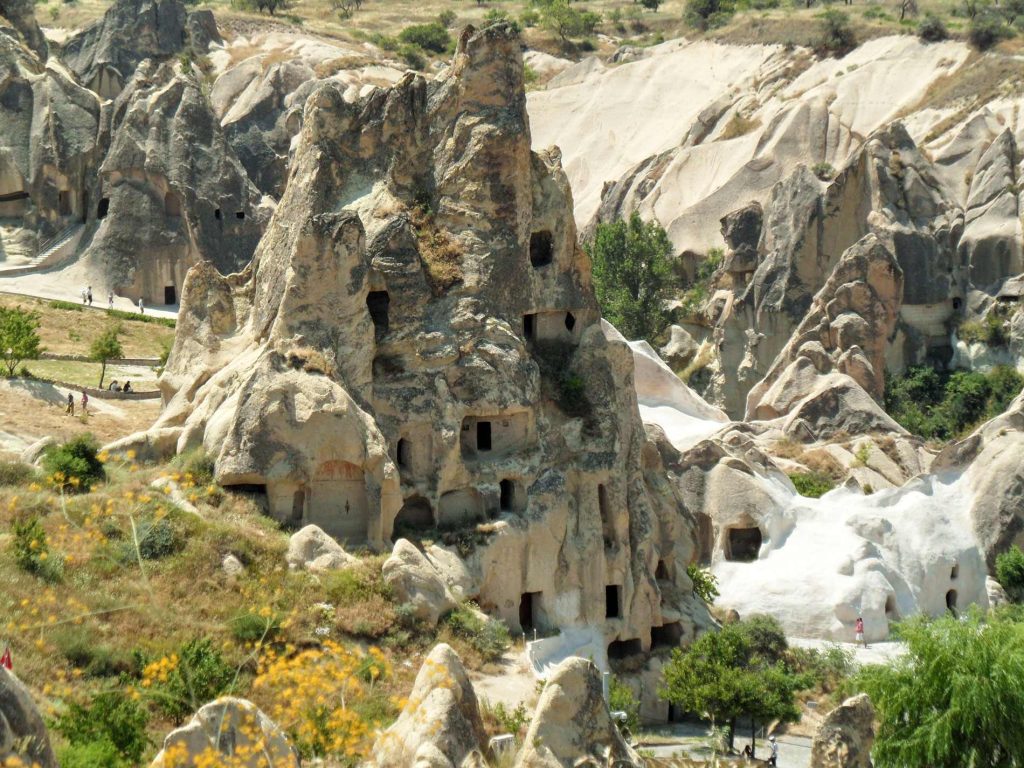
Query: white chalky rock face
118,23,711,657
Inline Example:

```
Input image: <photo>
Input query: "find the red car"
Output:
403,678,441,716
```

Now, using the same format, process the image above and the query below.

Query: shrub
0,306,43,377
229,610,283,642
817,9,856,54
917,13,948,40
958,310,1009,346
50,299,83,312
135,518,180,560
53,691,150,765
687,563,719,605
541,0,602,42
398,22,451,53
11,515,63,582
996,545,1024,602
609,676,641,733
491,701,531,736
789,471,835,498
0,460,35,486
57,740,124,768
140,638,236,724
812,161,836,180
969,13,1013,49
788,644,854,693
54,627,136,678
444,604,511,663
105,308,175,327
437,8,456,27
685,0,734,29
42,433,105,492
520,8,540,27
172,448,215,485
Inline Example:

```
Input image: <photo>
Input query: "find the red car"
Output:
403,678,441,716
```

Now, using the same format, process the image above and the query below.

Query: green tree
540,0,601,43
90,324,124,389
0,306,43,377
817,9,856,55
53,691,150,766
398,22,451,53
996,545,1024,602
587,212,674,343
660,618,806,752
858,612,1024,767
687,563,720,605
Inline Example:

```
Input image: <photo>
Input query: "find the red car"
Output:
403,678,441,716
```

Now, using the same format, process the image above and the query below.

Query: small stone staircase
0,222,85,276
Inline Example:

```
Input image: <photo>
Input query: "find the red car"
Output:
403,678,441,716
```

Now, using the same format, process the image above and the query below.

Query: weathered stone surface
286,524,356,571
370,644,486,768
81,59,269,304
809,693,875,768
515,657,641,768
0,666,57,768
721,201,762,274
659,324,698,371
383,539,459,627
0,0,46,60
149,697,298,768
120,24,710,653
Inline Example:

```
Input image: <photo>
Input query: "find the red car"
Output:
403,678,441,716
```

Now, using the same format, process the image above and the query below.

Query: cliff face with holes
117,23,713,655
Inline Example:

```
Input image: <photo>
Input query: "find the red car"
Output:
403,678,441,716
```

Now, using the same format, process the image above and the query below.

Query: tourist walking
855,616,867,648
87,286,93,306
65,392,74,416
767,735,779,766
138,298,145,315
81,288,87,304
80,390,89,415
108,291,114,309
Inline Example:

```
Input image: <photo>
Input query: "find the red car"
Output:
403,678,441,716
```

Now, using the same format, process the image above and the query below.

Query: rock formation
369,644,487,768
383,539,459,627
514,656,640,768
81,59,268,304
149,697,298,768
0,0,46,61
118,23,711,653
809,693,875,768
286,523,356,571
0,667,57,768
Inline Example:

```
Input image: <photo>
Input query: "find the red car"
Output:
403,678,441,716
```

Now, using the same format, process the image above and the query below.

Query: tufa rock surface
383,539,459,627
809,693,875,768
286,523,356,571
0,0,46,60
0,666,57,768
369,644,487,768
514,656,641,768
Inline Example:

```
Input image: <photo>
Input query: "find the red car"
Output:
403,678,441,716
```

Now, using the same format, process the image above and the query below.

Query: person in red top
855,616,867,648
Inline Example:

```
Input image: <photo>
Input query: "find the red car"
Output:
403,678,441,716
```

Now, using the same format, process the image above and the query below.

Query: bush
817,9,856,54
42,433,105,492
958,310,1009,346
104,308,175,328
136,518,180,560
172,448,216,485
491,701,531,736
609,676,641,733
789,471,835,498
437,9,456,27
812,161,836,180
687,563,719,605
917,13,948,40
11,515,63,582
54,627,136,678
788,644,854,693
53,691,150,765
996,545,1024,602
398,22,451,53
444,604,511,663
49,299,83,312
57,739,124,768
685,0,734,29
0,460,35,486
969,13,1013,49
0,306,43,377
140,638,236,724
229,610,283,642
520,8,540,27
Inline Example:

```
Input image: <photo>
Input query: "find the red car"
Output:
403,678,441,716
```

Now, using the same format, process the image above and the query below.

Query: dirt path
470,645,539,712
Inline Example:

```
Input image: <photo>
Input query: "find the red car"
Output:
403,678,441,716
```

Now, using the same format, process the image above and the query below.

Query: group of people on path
65,390,87,417
80,286,146,314
107,380,132,393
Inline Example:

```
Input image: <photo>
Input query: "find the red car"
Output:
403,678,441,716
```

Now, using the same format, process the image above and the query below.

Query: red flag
0,645,11,670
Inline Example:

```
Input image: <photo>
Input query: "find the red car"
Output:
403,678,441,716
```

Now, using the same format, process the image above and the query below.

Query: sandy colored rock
149,697,298,768
286,524,356,571
0,666,57,768
384,539,459,626
809,693,875,768
370,644,487,768
514,656,641,768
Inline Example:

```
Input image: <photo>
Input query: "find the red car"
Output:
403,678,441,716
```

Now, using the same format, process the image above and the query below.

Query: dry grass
718,112,761,141
412,209,463,294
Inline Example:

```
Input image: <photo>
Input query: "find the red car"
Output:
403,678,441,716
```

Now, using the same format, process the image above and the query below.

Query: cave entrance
726,527,762,562
164,285,176,305
393,496,434,541
58,190,72,217
946,589,958,613
366,290,390,337
951,563,959,580
290,489,305,526
607,638,642,660
606,585,622,619
97,198,109,219
476,420,492,452
598,483,613,548
530,231,553,268
523,313,536,340
520,591,541,633
651,622,683,649
885,594,898,620
499,479,515,511
164,192,181,218
396,438,410,470
656,559,670,581
564,312,576,332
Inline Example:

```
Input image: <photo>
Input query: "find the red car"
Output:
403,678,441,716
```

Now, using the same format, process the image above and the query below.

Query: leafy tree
0,306,42,377
53,691,150,766
42,434,106,492
817,9,856,55
640,0,663,9
996,545,1024,603
857,612,1024,768
969,12,1013,50
608,675,641,733
540,0,601,43
687,563,720,605
398,22,451,53
917,13,948,40
660,618,807,752
90,323,124,388
587,212,674,343
685,0,734,29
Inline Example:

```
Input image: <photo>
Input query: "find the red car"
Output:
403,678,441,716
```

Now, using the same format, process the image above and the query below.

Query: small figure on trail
742,743,754,759
81,288,87,304
80,390,89,415
767,735,779,766
108,291,114,309
108,380,120,392
138,298,145,315
122,380,132,393
87,286,93,306
65,392,74,416
855,616,867,648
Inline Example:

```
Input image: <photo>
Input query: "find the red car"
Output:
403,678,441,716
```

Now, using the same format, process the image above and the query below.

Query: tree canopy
0,306,43,377
90,324,124,389
587,212,674,344
857,612,1024,767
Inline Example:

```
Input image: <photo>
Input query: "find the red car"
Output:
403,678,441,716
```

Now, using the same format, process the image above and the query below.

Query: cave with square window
651,622,683,649
520,591,541,632
598,483,614,548
164,285,176,305
950,562,959,579
606,584,622,619
530,230,553,268
726,526,762,562
366,290,390,337
500,479,518,511
235,210,245,220
523,313,536,340
214,208,222,220
396,438,410,469
476,421,492,451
